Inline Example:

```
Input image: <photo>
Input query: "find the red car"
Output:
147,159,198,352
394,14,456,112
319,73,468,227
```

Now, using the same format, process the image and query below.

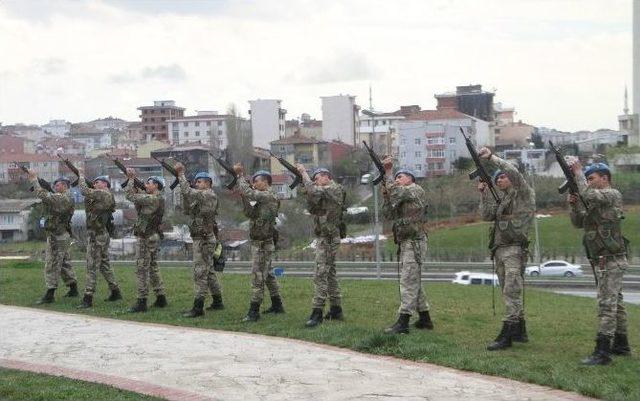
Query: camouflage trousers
193,236,222,299
312,235,341,309
44,232,77,290
135,233,165,299
250,239,280,304
84,231,119,296
594,255,628,337
494,245,525,323
398,236,430,316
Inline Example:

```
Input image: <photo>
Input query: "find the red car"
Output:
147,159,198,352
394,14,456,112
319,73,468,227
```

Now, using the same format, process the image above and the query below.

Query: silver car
525,260,583,277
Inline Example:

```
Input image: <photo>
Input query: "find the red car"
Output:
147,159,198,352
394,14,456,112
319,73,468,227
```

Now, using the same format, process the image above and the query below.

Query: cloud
108,64,187,84
288,50,379,84
33,57,66,75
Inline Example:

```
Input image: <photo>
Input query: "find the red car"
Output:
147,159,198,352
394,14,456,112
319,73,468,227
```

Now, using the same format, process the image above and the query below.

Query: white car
452,271,500,286
360,173,372,185
525,260,583,277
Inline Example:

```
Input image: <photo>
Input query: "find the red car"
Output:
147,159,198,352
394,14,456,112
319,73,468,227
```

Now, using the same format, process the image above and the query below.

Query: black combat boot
104,288,122,302
414,311,434,330
305,308,324,328
152,294,168,308
206,294,224,310
242,302,261,322
263,295,285,314
36,288,55,304
487,321,514,351
512,318,529,343
611,333,631,356
385,314,411,334
128,298,148,313
582,334,613,365
324,305,344,321
77,294,93,309
64,282,79,297
183,297,205,318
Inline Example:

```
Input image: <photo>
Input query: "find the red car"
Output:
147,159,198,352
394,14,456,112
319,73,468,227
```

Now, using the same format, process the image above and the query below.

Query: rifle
211,153,238,189
57,154,93,188
269,151,302,189
152,155,180,190
111,158,146,191
16,163,54,193
460,127,501,204
362,140,386,185
548,141,588,209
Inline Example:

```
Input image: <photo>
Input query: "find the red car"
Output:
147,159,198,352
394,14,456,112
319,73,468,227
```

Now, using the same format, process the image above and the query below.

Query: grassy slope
1,263,638,401
0,368,165,401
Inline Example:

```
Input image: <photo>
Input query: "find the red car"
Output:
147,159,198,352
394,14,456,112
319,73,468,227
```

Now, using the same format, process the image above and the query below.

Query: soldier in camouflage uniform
28,170,78,304
477,147,534,351
232,166,284,322
174,163,223,318
295,164,346,328
380,160,433,334
77,170,122,309
124,169,168,313
568,161,631,365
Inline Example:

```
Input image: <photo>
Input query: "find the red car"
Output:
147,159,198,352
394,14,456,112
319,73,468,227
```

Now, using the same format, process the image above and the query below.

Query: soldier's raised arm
28,169,54,202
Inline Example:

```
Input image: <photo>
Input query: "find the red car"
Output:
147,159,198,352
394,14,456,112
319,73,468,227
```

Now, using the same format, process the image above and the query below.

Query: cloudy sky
0,0,632,132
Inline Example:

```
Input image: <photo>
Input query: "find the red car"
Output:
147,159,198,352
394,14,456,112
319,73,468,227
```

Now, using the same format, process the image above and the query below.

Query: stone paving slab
0,305,598,401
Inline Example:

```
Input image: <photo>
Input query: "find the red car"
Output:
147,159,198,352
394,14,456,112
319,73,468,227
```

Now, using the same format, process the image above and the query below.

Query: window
218,130,223,136
195,131,200,136
414,138,421,145
400,152,406,158
415,164,422,171
218,121,223,126
184,132,189,137
471,278,482,285
436,162,444,170
427,149,445,158
172,122,178,128
449,137,456,144
183,122,188,127
415,151,421,157
206,121,211,126
195,121,200,127
400,138,406,145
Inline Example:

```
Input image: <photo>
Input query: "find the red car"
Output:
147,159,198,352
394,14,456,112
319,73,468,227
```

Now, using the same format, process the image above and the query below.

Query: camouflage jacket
238,179,279,241
125,180,164,238
570,171,627,258
31,177,74,236
179,173,218,239
79,174,115,235
300,178,346,238
479,155,535,248
382,179,427,243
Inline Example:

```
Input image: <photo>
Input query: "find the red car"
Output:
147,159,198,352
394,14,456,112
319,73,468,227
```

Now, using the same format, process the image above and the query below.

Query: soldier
124,169,168,313
567,161,631,365
295,165,346,328
380,161,433,334
477,147,534,351
174,163,223,318
232,166,284,322
28,170,78,304
77,170,122,308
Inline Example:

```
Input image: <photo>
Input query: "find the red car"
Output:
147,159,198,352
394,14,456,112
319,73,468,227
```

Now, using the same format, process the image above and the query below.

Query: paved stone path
0,305,597,401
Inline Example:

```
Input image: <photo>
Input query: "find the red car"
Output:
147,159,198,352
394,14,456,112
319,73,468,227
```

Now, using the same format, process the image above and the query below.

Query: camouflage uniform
79,175,120,296
125,180,165,300
237,179,281,304
179,174,222,300
570,172,628,341
382,179,430,316
301,179,346,310
31,177,77,291
480,155,534,325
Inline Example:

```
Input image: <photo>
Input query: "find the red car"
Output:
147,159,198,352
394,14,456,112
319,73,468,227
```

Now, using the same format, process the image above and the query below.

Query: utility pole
370,85,382,279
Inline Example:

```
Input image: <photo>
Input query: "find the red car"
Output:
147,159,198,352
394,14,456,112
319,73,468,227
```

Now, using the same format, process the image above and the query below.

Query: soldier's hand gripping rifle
549,141,588,209
269,151,302,189
57,154,93,188
362,140,386,185
111,158,146,191
16,163,54,193
151,155,180,190
211,153,238,190
460,127,501,204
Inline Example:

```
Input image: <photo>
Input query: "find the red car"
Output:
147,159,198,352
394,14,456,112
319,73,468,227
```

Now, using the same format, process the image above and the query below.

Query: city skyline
0,0,632,132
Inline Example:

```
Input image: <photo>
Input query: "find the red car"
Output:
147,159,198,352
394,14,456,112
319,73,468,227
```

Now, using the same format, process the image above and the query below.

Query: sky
0,0,633,132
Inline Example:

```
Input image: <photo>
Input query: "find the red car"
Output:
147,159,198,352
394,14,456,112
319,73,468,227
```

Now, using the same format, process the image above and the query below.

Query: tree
452,157,473,172
223,104,253,167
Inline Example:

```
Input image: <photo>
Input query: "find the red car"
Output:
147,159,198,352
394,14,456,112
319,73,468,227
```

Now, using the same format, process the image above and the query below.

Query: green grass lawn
1,261,639,401
0,368,165,401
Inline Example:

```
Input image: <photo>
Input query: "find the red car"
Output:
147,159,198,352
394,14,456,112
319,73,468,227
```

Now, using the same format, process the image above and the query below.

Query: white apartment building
321,95,360,145
248,99,286,148
41,119,71,137
502,148,547,173
359,111,406,157
167,111,229,150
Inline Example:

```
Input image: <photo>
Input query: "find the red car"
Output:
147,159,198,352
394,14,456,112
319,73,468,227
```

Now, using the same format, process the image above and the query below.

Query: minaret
624,86,629,115
634,0,640,116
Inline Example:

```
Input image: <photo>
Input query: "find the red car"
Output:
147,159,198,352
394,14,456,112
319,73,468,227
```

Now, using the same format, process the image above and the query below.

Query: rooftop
0,198,40,212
